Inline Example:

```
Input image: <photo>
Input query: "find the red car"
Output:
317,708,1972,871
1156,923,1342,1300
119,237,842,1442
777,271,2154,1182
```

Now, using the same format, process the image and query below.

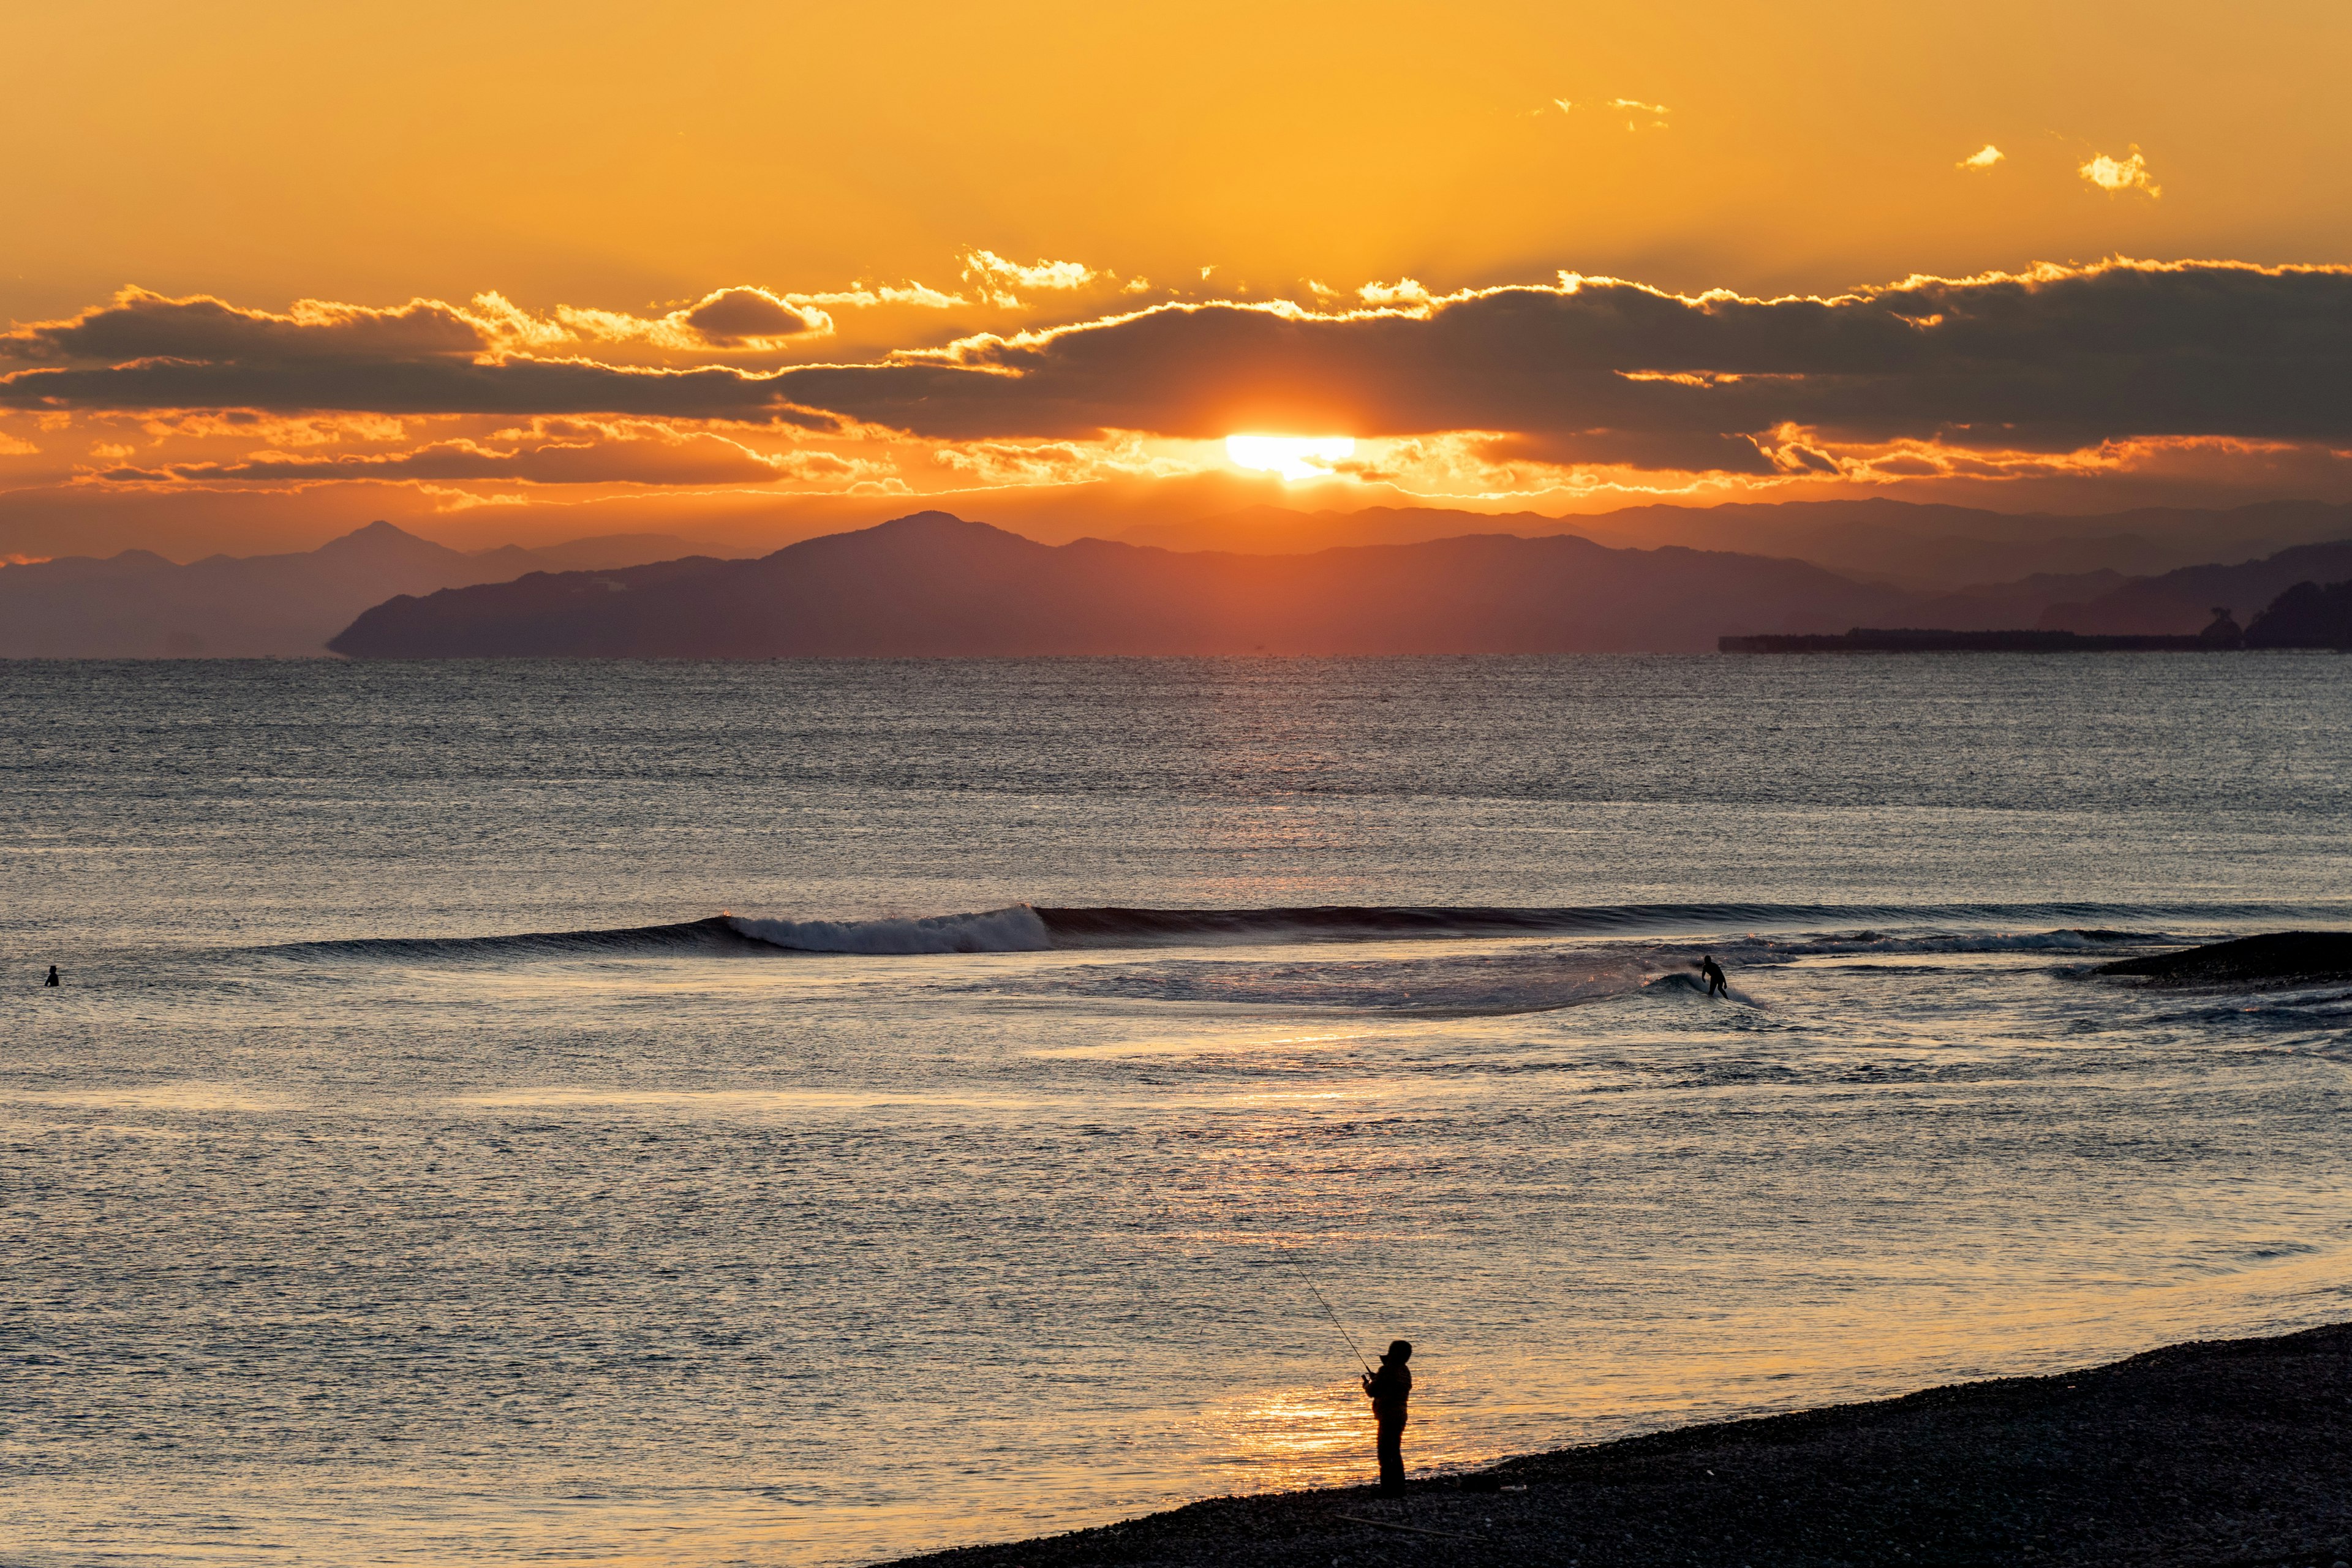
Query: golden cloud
960,250,1105,308
2080,149,2160,197
139,410,409,446
928,433,1190,485
1357,279,1436,308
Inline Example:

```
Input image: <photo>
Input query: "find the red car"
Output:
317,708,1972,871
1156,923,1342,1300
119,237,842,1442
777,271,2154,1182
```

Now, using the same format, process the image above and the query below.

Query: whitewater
4,655,2348,1568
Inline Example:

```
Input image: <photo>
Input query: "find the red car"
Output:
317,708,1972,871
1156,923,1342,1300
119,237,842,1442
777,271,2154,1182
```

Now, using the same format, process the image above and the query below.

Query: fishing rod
1281,1250,1417,1521
1283,1250,1373,1378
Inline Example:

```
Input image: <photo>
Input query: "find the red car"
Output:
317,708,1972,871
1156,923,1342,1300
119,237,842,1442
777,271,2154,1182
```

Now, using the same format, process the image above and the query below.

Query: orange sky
5,1,2351,557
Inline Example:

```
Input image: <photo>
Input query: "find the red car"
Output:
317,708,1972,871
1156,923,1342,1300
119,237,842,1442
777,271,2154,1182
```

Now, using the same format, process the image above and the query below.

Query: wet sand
885,1322,2351,1568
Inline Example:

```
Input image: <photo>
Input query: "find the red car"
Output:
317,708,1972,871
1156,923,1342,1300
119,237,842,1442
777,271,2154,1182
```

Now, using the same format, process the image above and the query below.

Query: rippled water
4,657,2348,1567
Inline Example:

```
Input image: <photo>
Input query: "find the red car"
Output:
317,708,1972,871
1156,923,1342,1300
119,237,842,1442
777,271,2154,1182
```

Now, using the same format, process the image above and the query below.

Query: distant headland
1724,627,2237,653
1727,585,2352,652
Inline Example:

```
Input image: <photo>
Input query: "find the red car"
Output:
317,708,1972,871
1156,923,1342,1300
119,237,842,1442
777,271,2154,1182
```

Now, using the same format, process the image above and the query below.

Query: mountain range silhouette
0,524,709,657
317,511,1937,657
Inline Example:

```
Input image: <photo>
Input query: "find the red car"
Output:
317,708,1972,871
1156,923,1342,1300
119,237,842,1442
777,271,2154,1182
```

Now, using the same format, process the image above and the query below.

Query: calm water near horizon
4,655,2349,1568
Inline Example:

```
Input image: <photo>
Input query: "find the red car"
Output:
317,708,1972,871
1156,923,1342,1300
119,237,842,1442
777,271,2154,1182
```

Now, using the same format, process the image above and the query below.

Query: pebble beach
888,1323,2352,1568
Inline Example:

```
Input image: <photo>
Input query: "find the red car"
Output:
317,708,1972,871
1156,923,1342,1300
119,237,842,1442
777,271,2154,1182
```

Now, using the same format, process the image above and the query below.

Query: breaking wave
259,899,2336,964
267,915,771,962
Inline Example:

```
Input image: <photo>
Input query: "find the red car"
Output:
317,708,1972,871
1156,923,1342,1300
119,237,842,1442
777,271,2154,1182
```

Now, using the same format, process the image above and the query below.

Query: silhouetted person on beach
1362,1338,1412,1493
43,965,59,987
1698,954,1727,998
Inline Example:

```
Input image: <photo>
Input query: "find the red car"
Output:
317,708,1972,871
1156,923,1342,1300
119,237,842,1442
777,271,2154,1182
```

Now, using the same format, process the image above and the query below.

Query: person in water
1361,1339,1412,1493
1698,953,1727,998
43,965,59,987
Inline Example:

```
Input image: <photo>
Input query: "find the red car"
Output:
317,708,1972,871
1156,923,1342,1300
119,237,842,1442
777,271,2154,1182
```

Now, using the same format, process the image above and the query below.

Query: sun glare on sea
1224,434,1355,481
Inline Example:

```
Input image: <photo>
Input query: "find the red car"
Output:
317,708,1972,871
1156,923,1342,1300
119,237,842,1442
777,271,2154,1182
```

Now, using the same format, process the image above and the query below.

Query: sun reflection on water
1201,1388,1365,1492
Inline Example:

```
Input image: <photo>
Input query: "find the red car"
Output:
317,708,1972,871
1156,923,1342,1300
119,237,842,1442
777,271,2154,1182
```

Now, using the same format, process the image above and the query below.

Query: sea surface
4,655,2348,1568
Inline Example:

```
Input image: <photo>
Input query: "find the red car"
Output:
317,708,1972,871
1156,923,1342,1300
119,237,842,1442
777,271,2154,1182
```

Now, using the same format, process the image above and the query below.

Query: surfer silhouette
1698,954,1727,998
43,965,59,987
1362,1338,1412,1493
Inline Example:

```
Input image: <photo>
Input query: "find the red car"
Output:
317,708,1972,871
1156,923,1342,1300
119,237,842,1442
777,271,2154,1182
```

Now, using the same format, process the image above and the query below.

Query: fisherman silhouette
1361,1339,1412,1493
43,965,60,987
1698,954,1727,998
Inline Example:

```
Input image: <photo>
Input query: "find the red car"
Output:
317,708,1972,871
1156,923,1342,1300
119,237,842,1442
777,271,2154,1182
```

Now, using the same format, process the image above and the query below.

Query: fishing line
1282,1248,1373,1377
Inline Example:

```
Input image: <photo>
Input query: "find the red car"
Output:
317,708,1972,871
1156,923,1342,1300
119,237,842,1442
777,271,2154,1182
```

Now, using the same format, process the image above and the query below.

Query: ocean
4,655,2348,1568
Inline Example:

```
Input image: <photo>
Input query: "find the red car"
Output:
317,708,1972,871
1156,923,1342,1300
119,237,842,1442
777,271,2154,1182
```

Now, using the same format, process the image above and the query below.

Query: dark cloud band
771,263,2352,451
7,262,2348,469
4,356,839,426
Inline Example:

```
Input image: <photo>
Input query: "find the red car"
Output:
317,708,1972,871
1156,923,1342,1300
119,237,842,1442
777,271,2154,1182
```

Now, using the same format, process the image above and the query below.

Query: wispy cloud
87,426,814,488
929,434,1189,485
1608,97,1671,130
1545,97,1671,128
2080,149,2160,197
960,251,1105,307
1357,279,1434,308
139,411,408,447
792,282,967,311
1958,145,2004,172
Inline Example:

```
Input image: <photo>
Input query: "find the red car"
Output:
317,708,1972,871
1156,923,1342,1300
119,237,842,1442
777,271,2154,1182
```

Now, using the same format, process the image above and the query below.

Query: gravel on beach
884,1322,2352,1568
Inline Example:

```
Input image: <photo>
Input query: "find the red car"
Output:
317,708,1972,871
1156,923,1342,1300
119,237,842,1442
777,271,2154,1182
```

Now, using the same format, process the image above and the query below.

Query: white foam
1644,970,1765,1006
726,905,1052,955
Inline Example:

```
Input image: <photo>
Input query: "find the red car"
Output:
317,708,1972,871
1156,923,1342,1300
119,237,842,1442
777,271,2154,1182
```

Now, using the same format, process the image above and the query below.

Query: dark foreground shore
887,1323,2351,1568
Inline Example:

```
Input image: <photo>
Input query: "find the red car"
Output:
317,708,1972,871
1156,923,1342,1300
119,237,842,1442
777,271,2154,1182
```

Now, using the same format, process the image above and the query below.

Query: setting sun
1224,434,1356,481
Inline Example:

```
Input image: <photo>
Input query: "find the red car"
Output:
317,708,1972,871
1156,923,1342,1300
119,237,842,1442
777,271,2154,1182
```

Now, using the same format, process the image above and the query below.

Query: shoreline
883,1322,2352,1567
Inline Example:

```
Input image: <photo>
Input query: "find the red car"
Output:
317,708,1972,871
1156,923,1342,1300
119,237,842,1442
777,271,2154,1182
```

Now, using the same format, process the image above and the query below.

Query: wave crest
726,905,1052,955
258,899,2340,967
